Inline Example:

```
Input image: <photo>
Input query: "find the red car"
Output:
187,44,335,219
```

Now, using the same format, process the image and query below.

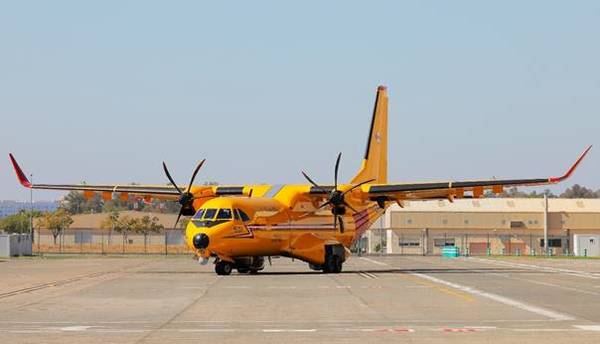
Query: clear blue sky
1,1,598,201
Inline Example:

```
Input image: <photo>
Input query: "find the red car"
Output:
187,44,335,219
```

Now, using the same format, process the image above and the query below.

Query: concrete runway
2,255,600,343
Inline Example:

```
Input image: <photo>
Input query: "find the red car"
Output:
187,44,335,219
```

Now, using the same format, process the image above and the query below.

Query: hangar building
366,198,600,256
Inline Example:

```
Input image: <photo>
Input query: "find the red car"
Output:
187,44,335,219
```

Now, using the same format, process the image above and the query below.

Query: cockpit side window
233,209,240,220
216,208,232,220
193,209,205,220
237,209,250,222
203,209,217,220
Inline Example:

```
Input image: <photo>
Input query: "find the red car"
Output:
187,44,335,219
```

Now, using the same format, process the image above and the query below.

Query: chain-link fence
33,229,190,255
30,228,576,257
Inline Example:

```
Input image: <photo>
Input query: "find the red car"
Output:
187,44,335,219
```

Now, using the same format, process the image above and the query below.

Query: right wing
10,154,185,201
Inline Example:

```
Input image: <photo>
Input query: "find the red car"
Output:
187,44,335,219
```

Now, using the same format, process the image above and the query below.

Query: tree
485,187,557,198
62,191,103,214
37,208,73,244
0,210,42,234
560,184,597,198
131,215,164,253
100,211,134,251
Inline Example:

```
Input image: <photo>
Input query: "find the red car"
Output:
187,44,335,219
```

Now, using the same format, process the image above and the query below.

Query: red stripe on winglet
549,145,592,183
8,154,32,188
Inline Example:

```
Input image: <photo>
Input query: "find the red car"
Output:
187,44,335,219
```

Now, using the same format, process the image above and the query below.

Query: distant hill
0,200,59,218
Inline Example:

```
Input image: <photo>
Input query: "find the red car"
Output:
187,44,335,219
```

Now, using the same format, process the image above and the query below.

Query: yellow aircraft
9,86,592,275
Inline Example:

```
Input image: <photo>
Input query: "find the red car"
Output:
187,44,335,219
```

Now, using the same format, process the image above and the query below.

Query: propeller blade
334,152,342,190
333,214,337,231
317,200,332,210
173,210,183,229
162,162,182,194
342,178,376,197
186,159,206,192
342,200,358,214
338,215,345,233
301,171,328,194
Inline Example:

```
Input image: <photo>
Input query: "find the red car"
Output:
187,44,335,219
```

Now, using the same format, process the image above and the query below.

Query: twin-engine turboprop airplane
10,86,591,275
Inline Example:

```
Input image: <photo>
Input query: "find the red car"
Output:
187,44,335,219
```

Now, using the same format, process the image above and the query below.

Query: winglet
549,145,592,183
8,154,32,188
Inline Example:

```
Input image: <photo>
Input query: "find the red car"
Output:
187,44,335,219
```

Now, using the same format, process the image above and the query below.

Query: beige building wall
367,198,600,256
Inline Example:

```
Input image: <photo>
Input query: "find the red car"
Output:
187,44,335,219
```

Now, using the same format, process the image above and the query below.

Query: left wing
365,145,592,202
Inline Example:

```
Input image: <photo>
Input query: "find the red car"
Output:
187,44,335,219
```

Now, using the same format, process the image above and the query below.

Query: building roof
390,198,600,213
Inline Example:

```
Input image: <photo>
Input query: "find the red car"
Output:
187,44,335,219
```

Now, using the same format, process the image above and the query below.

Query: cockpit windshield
216,209,232,220
192,208,232,227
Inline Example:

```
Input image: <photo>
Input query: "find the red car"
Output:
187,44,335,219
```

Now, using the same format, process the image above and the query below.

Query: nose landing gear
215,260,233,275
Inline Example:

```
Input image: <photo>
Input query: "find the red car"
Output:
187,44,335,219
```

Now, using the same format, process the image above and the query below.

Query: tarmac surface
2,254,600,343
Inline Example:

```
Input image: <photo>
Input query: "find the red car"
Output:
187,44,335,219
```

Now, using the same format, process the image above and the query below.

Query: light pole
544,194,549,255
29,174,33,239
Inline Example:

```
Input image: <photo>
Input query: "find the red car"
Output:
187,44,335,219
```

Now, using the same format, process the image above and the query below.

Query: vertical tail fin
351,86,388,184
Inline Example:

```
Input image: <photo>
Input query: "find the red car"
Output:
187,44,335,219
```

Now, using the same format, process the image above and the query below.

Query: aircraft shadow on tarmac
131,268,596,276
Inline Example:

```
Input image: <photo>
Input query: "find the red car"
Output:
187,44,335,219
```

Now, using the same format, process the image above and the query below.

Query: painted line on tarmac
360,257,389,266
357,271,378,279
573,325,600,331
501,274,600,297
468,257,600,280
361,257,575,321
411,272,575,321
262,329,317,333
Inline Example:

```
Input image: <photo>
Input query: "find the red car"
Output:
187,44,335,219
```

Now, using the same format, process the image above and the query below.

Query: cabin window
236,209,250,222
203,209,217,220
216,208,233,220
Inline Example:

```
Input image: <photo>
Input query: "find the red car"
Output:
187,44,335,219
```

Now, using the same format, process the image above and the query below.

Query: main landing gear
323,254,343,273
317,244,345,273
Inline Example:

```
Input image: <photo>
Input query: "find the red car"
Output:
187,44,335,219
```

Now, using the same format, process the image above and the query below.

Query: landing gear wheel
237,268,249,274
324,255,343,274
215,261,233,275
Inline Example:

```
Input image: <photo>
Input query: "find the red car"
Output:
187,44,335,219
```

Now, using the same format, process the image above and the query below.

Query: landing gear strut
215,261,233,275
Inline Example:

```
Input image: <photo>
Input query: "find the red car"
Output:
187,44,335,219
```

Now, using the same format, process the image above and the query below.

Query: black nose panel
193,233,209,249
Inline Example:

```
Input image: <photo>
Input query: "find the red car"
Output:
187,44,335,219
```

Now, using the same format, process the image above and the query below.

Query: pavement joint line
361,256,576,321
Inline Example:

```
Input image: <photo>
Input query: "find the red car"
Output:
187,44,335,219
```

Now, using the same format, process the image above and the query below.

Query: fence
31,228,575,257
33,229,190,255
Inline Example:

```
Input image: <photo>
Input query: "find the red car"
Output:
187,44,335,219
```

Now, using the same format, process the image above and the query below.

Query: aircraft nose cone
193,233,210,249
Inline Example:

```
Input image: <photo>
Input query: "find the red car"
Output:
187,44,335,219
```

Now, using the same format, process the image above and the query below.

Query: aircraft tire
215,261,233,275
323,255,343,274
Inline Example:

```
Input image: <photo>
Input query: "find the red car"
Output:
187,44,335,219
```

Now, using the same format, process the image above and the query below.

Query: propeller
162,159,206,228
301,153,374,233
